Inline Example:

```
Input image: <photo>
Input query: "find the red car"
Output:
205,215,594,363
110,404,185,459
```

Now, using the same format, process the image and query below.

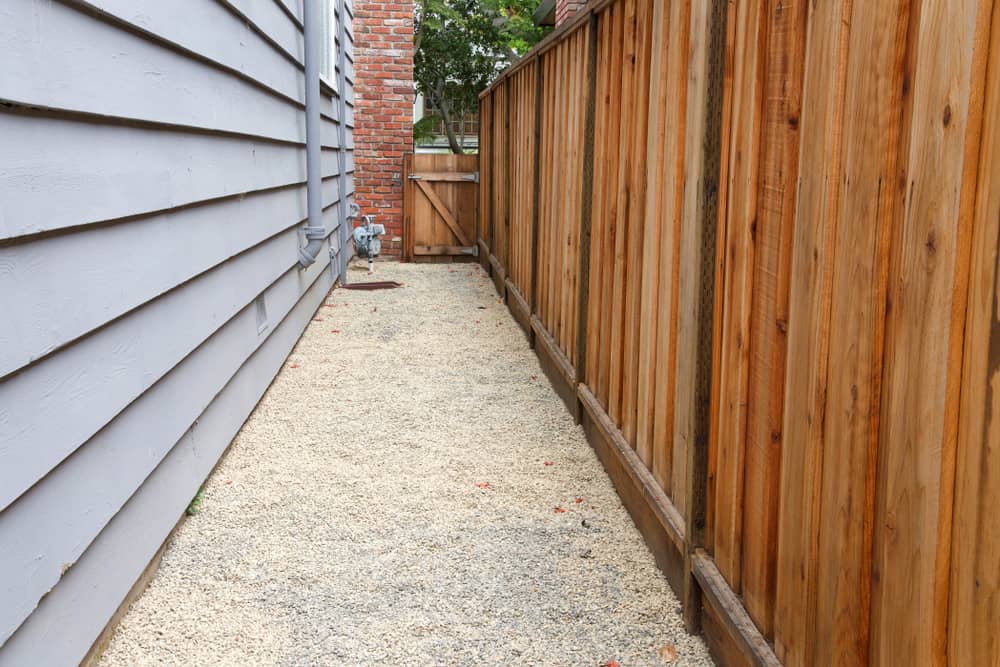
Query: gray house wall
0,0,355,663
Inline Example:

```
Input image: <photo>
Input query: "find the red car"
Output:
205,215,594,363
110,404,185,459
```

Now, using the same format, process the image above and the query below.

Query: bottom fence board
505,279,533,342
530,316,579,420
477,240,492,273
578,384,686,595
488,253,507,299
692,550,780,667
503,266,782,667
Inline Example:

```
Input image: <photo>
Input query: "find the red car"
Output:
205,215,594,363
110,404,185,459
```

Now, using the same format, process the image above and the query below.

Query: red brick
353,0,414,258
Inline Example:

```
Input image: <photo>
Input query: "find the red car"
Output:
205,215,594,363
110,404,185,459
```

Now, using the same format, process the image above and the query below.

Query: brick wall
353,0,415,258
555,0,585,26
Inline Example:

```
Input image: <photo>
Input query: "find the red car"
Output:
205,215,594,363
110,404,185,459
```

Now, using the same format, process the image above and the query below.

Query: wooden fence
478,1,1000,665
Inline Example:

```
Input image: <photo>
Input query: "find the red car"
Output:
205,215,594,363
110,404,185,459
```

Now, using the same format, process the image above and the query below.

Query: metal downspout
334,0,352,284
298,0,326,268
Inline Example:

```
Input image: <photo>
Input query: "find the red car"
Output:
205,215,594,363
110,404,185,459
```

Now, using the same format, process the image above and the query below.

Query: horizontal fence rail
478,0,1000,665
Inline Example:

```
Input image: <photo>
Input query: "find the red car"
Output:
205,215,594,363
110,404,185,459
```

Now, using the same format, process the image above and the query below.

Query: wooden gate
402,153,479,261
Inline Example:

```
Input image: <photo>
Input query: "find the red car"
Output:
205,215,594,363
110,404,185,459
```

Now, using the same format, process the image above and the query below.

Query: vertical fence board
596,3,626,411
772,0,851,662
475,0,1000,663
478,94,491,264
608,0,637,428
872,0,991,663
808,0,909,662
634,0,669,469
739,0,806,637
620,0,654,447
711,0,766,592
586,12,612,387
948,7,1000,663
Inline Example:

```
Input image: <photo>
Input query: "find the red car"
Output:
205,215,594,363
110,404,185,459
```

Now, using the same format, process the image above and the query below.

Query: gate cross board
403,154,479,261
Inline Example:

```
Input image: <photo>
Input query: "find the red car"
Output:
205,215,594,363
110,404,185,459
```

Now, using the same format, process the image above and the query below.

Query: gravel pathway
99,261,712,667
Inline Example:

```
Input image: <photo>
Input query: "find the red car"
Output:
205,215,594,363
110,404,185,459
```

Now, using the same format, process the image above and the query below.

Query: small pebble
98,262,712,667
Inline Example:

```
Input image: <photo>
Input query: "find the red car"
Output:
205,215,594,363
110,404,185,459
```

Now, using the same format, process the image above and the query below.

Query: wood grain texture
809,1,909,662
478,0,1000,663
872,1,992,664
619,0,653,447
771,0,851,662
711,0,766,592
739,0,806,637
606,0,636,428
948,5,1000,664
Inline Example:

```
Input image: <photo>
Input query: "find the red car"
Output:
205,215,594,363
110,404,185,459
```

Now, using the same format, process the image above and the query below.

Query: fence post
479,93,493,274
574,10,600,421
529,56,544,348
681,0,729,635
503,80,513,292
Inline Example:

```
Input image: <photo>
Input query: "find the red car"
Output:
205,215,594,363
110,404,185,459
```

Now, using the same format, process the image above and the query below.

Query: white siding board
0,1,305,142
0,0,354,659
0,181,350,377
221,0,304,65
81,0,307,105
0,212,340,511
0,114,347,240
0,249,331,645
0,270,332,666
277,0,303,24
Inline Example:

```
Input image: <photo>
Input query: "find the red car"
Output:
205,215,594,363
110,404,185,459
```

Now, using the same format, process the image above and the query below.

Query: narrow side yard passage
99,263,711,666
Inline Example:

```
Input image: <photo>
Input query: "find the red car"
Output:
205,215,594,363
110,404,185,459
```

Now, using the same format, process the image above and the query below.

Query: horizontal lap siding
0,0,353,662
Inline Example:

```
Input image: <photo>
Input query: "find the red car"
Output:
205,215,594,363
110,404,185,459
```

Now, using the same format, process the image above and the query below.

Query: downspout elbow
298,225,326,268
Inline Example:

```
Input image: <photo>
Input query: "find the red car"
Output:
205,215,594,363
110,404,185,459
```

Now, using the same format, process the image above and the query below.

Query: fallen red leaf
603,661,620,667
554,507,567,513
290,363,300,369
330,329,341,334
543,461,554,467
575,498,584,504
475,482,492,490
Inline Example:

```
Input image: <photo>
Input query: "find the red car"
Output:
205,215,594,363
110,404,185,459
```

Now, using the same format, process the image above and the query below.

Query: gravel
98,261,713,667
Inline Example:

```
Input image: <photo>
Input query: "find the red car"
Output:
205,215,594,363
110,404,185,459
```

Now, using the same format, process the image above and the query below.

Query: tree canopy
414,0,548,153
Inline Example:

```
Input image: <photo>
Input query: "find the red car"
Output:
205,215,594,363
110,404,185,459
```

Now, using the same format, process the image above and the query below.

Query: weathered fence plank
477,0,1000,664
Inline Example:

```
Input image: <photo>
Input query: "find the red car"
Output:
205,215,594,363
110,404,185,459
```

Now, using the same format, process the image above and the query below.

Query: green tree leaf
414,0,549,153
